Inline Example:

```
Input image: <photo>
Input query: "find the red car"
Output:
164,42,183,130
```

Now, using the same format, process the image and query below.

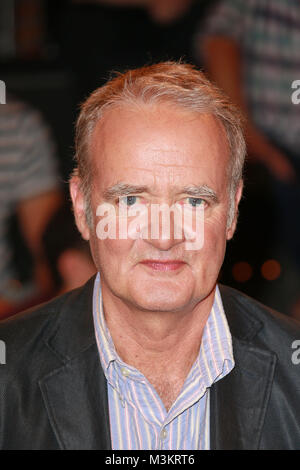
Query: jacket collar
210,285,277,449
45,275,97,361
39,279,276,450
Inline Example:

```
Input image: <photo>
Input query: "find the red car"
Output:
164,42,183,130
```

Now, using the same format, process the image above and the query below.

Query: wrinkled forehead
89,103,231,191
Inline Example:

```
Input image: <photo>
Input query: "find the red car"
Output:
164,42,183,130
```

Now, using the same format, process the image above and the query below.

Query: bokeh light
261,260,281,281
232,261,253,283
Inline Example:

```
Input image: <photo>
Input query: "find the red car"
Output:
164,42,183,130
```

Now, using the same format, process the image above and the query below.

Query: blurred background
0,0,299,321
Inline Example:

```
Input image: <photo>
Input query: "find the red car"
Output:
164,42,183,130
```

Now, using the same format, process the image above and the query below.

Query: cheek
206,219,227,248
192,216,228,272
89,233,134,272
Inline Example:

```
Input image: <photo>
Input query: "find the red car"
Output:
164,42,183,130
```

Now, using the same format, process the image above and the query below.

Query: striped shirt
195,0,300,155
92,273,234,450
0,97,59,297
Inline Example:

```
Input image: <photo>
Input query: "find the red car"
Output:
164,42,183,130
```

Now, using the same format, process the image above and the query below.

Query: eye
119,195,138,206
186,197,205,208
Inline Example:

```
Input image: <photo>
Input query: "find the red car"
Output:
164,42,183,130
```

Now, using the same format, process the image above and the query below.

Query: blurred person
1,63,300,450
195,0,300,313
0,96,62,318
42,203,96,296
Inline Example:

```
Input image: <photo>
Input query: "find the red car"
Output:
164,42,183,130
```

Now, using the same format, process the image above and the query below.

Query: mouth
139,259,186,272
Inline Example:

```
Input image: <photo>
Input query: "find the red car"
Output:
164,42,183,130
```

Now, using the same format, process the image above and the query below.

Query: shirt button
121,367,130,377
119,394,125,408
160,428,168,440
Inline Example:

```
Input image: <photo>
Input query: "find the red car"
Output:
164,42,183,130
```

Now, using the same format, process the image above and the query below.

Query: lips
140,260,186,271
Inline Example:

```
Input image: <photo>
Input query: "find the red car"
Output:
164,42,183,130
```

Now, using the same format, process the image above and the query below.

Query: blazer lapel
39,343,111,450
210,337,276,449
38,276,111,450
211,285,277,449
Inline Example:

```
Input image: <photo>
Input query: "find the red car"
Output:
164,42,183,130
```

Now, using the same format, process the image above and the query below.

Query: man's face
71,104,242,312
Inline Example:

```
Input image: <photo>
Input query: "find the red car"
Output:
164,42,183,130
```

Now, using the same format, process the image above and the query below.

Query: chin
128,282,194,313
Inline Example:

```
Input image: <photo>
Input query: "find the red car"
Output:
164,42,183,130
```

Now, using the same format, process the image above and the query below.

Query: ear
226,179,243,240
69,175,90,241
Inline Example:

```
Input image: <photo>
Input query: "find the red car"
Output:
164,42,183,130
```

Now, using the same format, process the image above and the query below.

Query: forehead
89,103,230,192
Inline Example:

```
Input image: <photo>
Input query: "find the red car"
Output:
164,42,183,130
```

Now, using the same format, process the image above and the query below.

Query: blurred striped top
92,273,234,450
195,0,300,155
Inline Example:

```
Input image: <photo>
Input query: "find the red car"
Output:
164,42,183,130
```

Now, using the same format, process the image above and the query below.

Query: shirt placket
116,363,170,449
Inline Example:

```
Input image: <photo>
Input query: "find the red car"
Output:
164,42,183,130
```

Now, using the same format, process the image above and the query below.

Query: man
0,62,299,450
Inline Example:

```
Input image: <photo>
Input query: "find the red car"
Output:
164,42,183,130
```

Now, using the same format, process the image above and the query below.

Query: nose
143,206,185,251
144,236,183,252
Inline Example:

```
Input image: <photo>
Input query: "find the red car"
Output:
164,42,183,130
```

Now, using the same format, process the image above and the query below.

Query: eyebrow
103,183,149,200
180,185,219,203
103,182,218,203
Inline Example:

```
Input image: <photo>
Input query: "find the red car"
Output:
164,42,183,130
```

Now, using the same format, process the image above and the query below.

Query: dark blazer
0,277,300,449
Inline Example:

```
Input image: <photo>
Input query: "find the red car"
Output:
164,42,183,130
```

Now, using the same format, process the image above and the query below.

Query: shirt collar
196,285,235,389
92,272,234,387
92,272,117,371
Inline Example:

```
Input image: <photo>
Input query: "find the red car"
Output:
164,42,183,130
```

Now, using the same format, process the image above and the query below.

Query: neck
100,283,216,409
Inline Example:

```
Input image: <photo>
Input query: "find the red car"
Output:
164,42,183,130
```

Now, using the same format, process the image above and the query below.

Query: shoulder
219,283,297,321
219,284,300,393
0,277,95,378
0,291,72,383
0,289,74,347
219,284,300,364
